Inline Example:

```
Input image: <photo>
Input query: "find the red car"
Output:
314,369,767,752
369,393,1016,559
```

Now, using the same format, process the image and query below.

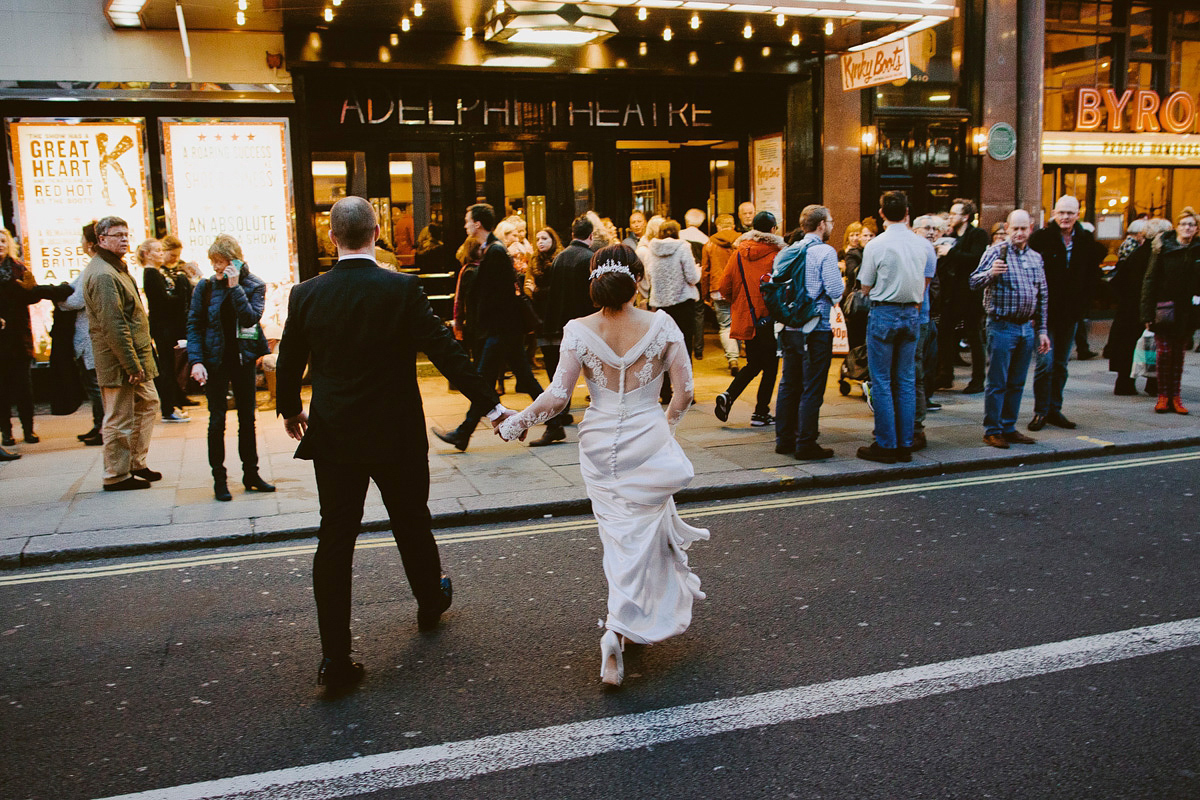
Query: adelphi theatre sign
1043,87,1200,165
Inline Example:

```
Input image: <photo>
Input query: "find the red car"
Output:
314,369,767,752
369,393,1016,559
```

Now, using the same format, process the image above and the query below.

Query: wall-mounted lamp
970,126,988,155
860,125,878,156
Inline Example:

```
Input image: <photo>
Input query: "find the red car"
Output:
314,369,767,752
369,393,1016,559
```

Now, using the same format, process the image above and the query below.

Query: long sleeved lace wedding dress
498,309,709,685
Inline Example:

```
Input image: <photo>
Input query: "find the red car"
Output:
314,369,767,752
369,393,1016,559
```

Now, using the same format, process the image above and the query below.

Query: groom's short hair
330,197,377,250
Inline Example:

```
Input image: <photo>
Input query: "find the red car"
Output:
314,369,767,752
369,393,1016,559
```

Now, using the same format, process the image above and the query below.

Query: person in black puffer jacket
186,234,273,501
1141,208,1200,415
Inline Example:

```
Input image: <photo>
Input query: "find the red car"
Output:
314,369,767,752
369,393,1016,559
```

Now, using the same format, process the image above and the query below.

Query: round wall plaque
987,122,1017,161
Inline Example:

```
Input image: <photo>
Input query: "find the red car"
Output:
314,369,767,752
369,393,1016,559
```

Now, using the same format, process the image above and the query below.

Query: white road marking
6,449,1200,587
97,617,1200,800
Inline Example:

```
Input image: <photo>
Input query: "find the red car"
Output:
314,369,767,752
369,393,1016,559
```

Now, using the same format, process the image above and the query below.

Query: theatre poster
160,119,297,286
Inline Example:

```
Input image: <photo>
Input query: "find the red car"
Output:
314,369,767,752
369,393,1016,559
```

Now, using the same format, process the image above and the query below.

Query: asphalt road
3,450,1200,799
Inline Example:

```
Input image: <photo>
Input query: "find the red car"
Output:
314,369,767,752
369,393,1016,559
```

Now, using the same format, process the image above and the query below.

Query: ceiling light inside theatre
487,2,620,46
390,33,399,45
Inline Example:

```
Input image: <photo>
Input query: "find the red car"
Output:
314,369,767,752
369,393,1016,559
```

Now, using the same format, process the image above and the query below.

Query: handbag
1152,301,1176,335
735,253,773,337
1131,330,1157,379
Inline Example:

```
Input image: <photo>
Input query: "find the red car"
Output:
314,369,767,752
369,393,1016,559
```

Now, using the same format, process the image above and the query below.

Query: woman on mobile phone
186,234,273,501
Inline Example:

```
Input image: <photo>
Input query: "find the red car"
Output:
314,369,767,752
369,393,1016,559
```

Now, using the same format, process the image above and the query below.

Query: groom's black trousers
312,458,443,658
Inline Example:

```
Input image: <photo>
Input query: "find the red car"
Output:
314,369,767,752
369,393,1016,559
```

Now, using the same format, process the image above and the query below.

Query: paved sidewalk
3,323,1198,568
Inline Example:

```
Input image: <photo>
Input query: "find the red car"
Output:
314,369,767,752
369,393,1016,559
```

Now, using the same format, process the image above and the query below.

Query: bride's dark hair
589,244,643,310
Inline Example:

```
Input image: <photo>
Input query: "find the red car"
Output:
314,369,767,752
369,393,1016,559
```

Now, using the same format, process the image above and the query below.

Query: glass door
388,152,443,268
311,151,364,270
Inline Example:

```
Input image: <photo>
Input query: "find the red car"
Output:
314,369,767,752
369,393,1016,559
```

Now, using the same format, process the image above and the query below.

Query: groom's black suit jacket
277,256,499,464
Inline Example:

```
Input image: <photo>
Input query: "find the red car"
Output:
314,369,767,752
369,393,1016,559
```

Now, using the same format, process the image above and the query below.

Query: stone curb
7,433,1198,571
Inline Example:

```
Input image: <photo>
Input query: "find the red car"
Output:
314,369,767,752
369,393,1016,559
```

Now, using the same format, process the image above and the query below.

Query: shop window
312,160,348,207
1046,0,1112,26
1173,10,1200,35
874,17,960,109
504,161,526,218
710,160,736,226
1133,168,1168,219
572,160,593,218
1045,33,1113,130
1171,169,1200,222
631,160,671,218
1095,168,1130,252
1171,40,1200,97
1126,60,1155,91
388,153,442,267
1128,4,1154,54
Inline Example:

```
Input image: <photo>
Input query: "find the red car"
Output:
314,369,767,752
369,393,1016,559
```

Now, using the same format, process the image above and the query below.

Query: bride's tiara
591,259,634,281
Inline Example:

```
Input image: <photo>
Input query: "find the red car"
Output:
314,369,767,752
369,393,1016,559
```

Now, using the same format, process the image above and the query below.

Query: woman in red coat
713,211,785,427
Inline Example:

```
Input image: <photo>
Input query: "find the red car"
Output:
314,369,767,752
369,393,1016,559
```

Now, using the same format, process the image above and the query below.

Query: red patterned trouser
1155,334,1186,399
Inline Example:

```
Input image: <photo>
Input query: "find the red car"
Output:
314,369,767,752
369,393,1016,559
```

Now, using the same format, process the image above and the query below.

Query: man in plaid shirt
969,209,1051,448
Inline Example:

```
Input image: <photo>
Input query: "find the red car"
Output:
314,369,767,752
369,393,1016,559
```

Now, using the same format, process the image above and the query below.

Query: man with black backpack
772,205,843,460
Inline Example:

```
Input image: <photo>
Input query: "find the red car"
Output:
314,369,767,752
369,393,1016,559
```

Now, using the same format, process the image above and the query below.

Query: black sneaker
714,392,731,422
926,399,942,411
132,467,163,482
794,443,834,460
750,413,775,427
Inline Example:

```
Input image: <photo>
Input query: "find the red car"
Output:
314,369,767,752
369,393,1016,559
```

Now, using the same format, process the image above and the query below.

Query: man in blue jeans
969,209,1051,448
856,192,932,464
774,205,843,460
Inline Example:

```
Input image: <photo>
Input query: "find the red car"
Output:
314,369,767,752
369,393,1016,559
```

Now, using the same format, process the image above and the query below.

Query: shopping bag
1131,330,1156,379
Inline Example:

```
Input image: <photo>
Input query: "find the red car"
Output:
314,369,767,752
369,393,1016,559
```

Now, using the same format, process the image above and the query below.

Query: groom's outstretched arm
404,281,500,418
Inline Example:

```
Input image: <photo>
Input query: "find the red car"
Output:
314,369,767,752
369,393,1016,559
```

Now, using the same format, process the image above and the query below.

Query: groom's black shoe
431,426,469,452
418,575,453,632
317,656,364,691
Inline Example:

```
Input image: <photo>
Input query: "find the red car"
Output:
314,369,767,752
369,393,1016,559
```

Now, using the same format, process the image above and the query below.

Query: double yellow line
4,449,1197,588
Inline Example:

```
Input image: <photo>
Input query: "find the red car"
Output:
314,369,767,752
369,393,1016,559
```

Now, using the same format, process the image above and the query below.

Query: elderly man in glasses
82,215,162,491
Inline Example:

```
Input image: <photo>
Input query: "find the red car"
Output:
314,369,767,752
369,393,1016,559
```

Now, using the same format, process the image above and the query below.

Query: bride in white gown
498,244,709,687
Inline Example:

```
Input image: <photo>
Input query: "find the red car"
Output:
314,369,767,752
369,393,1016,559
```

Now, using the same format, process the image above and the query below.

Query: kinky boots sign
302,72,776,139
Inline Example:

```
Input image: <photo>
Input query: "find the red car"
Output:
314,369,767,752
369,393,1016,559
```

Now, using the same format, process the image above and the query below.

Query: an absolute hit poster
161,119,297,285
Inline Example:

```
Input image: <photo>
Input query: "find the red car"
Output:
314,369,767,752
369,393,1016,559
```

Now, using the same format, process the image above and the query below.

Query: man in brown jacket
701,213,742,375
83,215,162,491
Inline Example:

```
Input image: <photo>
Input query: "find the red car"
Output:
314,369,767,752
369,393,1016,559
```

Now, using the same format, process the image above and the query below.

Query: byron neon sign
1074,87,1199,134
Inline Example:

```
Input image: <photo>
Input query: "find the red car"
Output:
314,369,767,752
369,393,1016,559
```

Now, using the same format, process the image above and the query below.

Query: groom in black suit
277,196,507,690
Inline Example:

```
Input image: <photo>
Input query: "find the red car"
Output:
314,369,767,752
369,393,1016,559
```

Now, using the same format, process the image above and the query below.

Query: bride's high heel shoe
600,630,625,687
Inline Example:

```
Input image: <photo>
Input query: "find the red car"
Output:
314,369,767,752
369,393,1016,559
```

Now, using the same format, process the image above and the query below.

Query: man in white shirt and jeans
856,191,933,464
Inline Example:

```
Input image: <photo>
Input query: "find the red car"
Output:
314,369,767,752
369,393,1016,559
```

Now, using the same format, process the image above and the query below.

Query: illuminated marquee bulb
776,13,784,26
733,56,744,71
743,23,752,38
790,32,799,46
332,0,342,5
495,0,505,13
761,46,770,56
825,20,833,35
638,41,647,55
324,7,333,22
237,0,247,9
413,1,423,16
464,26,473,39
390,33,399,45
689,13,700,29
637,6,647,21
688,50,698,64
401,16,410,30
236,10,245,24
662,26,672,41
